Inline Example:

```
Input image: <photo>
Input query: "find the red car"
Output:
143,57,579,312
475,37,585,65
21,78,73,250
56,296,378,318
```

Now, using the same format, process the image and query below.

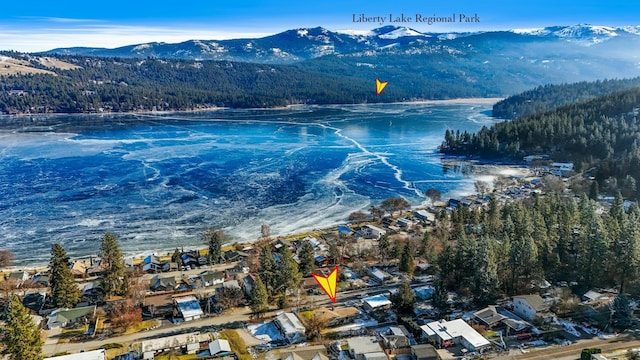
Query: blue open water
0,103,496,265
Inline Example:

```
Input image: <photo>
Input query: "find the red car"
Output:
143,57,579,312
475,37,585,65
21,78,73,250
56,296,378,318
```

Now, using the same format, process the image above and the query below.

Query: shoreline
0,97,502,119
0,160,534,273
0,100,505,271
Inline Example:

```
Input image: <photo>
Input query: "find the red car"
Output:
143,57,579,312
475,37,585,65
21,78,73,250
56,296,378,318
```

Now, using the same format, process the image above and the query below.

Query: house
33,274,50,287
275,312,307,344
512,294,549,321
362,295,392,312
181,253,199,268
314,255,329,267
223,250,249,263
23,292,47,314
70,261,88,278
222,280,241,290
200,270,225,287
396,218,414,229
143,293,175,318
241,273,257,297
381,333,411,355
314,306,361,327
141,332,208,359
369,267,388,283
363,225,387,240
347,337,387,360
44,349,106,360
448,199,460,208
280,345,329,360
208,339,232,357
413,286,435,301
143,255,170,273
410,344,440,360
8,271,29,285
420,319,491,352
86,258,108,276
174,295,204,321
583,290,604,303
414,210,435,224
150,275,177,292
474,306,507,328
47,305,96,329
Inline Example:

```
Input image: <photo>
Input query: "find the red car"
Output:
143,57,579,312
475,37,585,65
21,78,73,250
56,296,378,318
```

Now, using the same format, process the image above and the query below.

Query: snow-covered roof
421,319,490,349
276,312,305,336
141,332,207,352
363,295,392,309
209,339,231,355
44,349,105,360
175,296,203,320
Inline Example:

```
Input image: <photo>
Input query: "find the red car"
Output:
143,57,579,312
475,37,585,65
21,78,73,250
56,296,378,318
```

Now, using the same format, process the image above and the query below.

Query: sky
1,0,639,52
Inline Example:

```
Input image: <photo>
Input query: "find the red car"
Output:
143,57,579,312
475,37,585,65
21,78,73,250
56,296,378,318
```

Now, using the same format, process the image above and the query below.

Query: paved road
492,335,640,360
42,279,400,356
43,308,253,355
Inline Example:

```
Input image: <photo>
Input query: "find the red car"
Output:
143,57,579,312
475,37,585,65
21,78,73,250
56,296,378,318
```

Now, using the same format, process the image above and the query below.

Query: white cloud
0,22,272,52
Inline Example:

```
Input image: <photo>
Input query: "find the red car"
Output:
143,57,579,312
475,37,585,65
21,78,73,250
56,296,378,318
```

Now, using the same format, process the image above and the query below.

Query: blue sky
1,0,639,51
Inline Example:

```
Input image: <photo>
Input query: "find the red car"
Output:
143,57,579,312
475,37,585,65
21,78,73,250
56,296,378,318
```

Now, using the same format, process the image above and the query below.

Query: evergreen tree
399,242,415,275
391,280,415,315
589,181,599,201
610,211,640,293
99,232,128,297
250,277,269,319
433,278,449,313
203,228,225,265
328,241,340,265
276,245,302,295
1,295,43,360
472,237,500,305
50,243,81,308
378,234,390,262
258,244,277,293
298,240,315,277
612,293,633,329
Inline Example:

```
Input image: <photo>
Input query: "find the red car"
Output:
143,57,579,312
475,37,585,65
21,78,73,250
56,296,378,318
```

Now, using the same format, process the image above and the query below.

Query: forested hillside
0,54,386,114
440,87,640,199
492,77,640,118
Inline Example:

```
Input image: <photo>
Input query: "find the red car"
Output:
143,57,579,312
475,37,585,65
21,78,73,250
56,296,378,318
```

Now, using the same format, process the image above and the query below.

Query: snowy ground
247,322,285,342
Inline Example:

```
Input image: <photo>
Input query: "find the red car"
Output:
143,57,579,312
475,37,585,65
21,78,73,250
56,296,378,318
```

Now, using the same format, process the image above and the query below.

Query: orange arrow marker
312,266,339,303
376,78,389,96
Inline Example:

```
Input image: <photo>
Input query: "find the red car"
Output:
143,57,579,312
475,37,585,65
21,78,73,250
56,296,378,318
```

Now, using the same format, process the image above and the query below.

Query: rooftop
421,319,490,349
514,294,547,311
276,312,306,335
347,336,384,355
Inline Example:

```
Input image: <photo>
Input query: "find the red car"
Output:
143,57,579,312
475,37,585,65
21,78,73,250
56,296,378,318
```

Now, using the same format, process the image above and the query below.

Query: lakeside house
363,225,386,240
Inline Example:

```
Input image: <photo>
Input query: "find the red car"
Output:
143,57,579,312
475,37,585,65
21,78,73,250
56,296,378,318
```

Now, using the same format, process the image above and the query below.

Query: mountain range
44,24,640,64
